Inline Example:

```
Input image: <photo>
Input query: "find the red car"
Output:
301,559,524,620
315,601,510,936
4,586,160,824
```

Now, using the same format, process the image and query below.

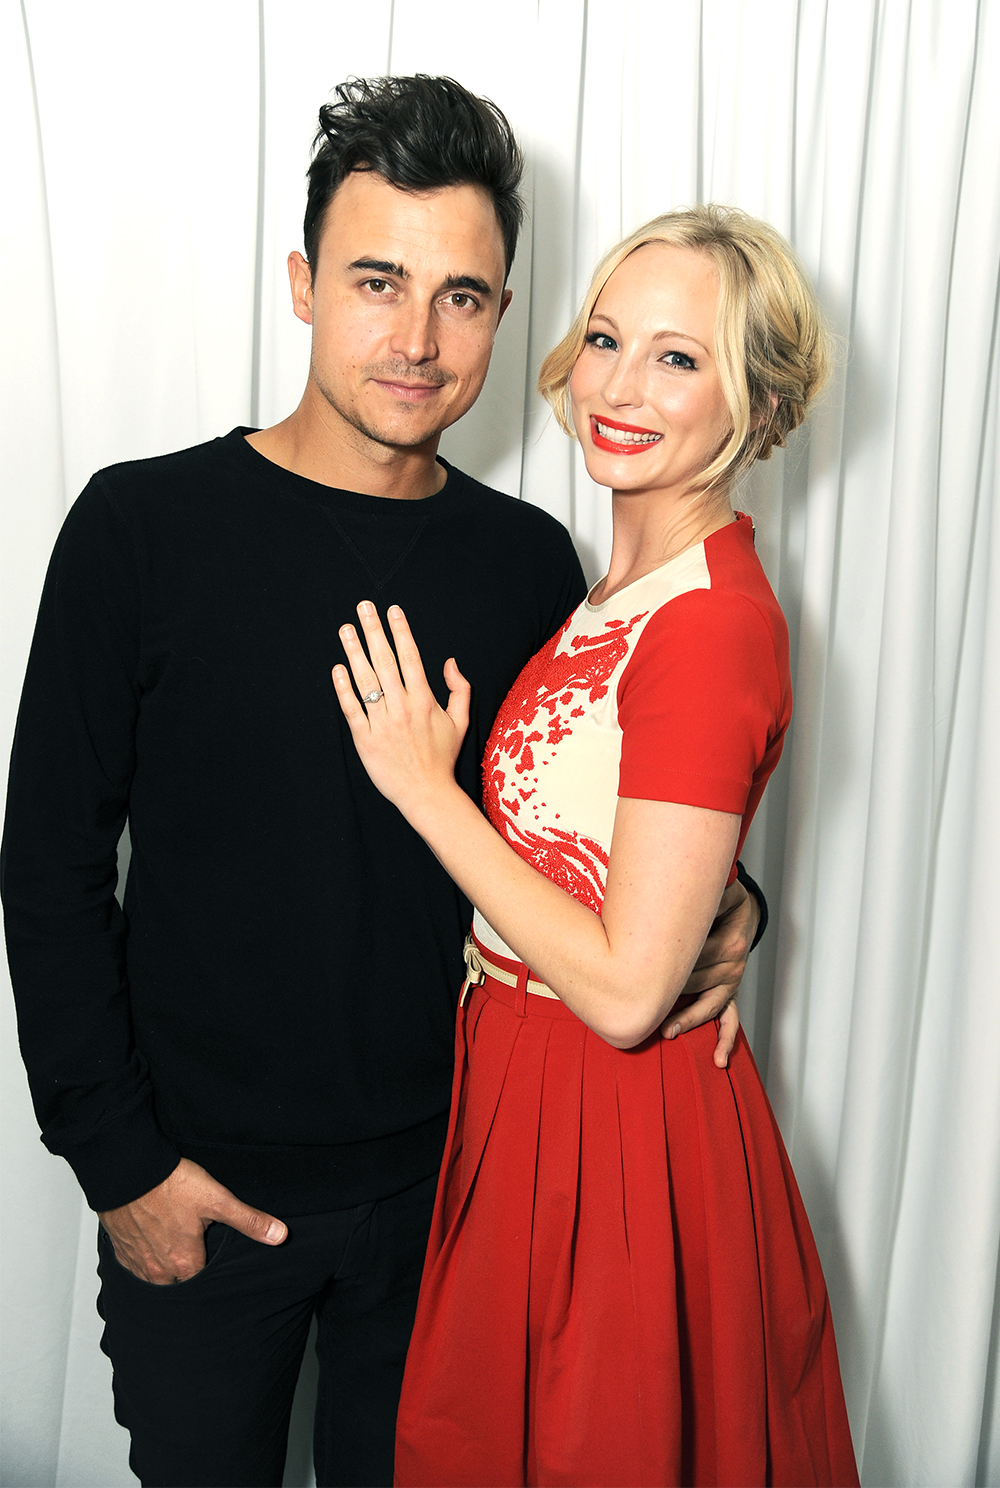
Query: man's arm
2,483,285,1277
1,483,181,1208
538,524,589,646
736,860,768,950
661,867,766,1066
98,1158,286,1284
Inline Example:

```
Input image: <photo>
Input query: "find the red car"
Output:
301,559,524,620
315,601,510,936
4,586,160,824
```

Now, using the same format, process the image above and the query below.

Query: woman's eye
584,331,618,352
662,350,696,369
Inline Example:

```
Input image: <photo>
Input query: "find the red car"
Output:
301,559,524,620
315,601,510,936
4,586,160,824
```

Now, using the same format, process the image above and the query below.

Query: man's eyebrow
347,262,494,298
348,258,409,278
443,274,494,298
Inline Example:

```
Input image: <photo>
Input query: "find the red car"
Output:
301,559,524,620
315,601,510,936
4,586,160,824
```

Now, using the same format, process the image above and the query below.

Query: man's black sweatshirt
1,429,587,1215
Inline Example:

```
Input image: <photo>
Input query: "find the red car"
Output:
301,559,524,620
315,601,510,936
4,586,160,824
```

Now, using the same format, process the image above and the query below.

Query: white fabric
1,2,997,1484
473,538,719,957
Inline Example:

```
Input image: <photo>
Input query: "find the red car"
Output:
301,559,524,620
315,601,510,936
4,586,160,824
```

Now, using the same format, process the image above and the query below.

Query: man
2,76,762,1487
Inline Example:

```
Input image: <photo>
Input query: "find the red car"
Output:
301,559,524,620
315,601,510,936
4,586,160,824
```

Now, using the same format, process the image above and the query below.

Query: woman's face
568,242,732,500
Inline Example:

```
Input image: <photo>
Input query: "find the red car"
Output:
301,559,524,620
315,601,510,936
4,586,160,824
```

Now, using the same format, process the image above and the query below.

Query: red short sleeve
616,588,785,815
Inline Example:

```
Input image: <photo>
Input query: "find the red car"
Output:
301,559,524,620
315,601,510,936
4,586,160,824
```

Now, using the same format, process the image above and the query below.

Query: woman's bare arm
333,603,740,1050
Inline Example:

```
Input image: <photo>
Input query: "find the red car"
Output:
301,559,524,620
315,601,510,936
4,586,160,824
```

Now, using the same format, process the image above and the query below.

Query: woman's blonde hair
538,204,830,493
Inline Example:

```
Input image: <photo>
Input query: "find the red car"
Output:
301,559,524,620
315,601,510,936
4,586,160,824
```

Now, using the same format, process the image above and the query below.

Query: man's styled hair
304,75,525,279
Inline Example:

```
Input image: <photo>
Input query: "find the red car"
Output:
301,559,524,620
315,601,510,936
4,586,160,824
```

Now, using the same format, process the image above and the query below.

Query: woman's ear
752,393,780,429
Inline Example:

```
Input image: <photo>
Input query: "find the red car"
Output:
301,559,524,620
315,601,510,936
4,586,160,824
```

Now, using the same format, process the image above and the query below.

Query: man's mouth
365,363,453,404
590,415,663,453
370,379,446,402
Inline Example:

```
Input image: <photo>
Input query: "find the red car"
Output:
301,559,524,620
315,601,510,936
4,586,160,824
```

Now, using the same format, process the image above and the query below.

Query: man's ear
496,287,513,327
288,251,314,325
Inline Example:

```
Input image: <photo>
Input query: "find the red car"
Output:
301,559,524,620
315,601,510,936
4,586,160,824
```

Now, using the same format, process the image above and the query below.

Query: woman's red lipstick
589,414,663,454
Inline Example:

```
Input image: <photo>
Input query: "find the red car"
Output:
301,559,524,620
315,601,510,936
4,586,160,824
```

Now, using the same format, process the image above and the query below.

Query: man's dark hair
303,75,525,279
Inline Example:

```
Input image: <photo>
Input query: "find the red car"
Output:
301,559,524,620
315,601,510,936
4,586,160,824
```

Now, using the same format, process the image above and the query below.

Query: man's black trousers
96,1172,438,1487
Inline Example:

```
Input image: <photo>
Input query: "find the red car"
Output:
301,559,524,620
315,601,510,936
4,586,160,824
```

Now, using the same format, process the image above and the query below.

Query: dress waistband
460,933,560,1009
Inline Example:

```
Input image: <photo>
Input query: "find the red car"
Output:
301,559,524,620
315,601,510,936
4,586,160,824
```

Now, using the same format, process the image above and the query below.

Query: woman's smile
590,415,663,452
569,241,731,500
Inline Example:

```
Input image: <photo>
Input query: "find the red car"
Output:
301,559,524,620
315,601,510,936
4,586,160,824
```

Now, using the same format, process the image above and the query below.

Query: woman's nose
601,356,643,408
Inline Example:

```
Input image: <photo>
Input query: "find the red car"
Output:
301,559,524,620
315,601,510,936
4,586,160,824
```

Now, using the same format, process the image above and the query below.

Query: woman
332,205,859,1488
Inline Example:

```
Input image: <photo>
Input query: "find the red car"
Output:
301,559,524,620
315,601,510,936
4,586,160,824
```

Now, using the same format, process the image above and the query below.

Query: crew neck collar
584,512,750,611
224,427,460,515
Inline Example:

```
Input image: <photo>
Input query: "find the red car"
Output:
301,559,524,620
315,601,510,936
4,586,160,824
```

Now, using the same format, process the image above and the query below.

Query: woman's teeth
595,422,661,444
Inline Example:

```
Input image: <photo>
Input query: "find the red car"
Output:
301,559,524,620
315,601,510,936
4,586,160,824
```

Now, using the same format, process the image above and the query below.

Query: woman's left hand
332,602,471,815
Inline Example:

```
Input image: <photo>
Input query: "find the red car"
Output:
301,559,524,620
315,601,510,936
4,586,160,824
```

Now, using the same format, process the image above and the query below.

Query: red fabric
617,518,792,858
395,952,859,1487
396,517,855,1485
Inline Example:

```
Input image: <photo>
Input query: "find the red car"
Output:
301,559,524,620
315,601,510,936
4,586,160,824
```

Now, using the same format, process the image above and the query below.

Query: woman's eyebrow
589,312,709,356
652,330,710,354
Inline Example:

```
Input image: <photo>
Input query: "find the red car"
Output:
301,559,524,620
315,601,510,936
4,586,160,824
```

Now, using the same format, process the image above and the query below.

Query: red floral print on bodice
482,610,648,911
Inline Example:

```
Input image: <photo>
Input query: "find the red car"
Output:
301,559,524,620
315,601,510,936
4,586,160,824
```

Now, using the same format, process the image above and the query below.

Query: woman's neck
591,487,735,605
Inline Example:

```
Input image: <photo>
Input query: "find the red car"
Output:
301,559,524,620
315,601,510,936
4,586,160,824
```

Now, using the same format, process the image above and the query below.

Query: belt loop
514,962,529,1018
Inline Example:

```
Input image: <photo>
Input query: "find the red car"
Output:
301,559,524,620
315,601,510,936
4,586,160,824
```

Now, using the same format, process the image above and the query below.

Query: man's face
290,172,511,454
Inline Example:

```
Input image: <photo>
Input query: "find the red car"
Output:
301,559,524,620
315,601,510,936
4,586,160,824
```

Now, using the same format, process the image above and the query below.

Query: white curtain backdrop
2,1,998,1484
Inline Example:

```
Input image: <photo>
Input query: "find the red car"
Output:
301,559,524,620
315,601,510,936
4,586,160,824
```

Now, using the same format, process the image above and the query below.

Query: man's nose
389,302,438,366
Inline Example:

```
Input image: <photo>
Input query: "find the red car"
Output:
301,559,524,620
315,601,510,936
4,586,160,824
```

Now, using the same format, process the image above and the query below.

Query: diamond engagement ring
363,689,384,704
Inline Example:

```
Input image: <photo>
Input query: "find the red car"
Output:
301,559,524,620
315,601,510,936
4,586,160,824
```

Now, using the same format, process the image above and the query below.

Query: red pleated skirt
395,942,859,1488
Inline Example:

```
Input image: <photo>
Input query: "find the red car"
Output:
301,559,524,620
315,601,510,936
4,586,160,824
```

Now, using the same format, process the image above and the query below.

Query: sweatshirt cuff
735,860,769,952
50,1096,182,1212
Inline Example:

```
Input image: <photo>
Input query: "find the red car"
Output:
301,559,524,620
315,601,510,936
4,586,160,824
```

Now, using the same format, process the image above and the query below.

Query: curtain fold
2,2,997,1483
2,6,84,1484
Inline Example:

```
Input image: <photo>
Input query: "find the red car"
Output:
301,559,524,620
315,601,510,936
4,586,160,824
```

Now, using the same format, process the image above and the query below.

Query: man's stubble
310,355,458,452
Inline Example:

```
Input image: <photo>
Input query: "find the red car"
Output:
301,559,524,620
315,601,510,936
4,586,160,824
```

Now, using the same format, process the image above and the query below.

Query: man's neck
246,402,447,501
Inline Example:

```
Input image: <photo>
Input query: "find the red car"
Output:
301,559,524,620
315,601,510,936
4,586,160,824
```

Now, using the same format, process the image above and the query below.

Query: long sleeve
4,433,591,1218
1,480,180,1210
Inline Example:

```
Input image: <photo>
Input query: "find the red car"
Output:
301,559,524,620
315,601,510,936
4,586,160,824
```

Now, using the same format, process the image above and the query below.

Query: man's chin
325,400,450,454
362,422,442,451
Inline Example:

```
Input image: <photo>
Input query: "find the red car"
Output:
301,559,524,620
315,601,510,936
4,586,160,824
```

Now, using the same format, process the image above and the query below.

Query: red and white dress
395,515,858,1488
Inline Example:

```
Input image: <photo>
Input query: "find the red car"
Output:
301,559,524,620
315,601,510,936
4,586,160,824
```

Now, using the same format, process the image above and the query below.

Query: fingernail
265,1221,285,1244
666,1024,680,1040
388,604,402,617
339,625,352,638
358,600,375,616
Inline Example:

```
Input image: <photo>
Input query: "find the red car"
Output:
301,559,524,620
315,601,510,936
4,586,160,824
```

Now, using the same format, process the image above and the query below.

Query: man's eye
448,293,476,308
663,351,696,369
584,331,618,352
366,279,391,293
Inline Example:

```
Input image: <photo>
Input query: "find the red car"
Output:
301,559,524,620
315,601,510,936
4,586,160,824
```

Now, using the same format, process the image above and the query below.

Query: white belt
461,935,560,1006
